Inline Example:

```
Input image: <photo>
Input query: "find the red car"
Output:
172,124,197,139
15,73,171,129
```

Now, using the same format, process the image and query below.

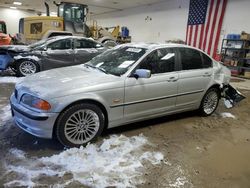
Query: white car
10,43,244,147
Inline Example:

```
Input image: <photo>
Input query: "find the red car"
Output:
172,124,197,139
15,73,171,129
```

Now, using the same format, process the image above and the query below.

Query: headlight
21,94,51,110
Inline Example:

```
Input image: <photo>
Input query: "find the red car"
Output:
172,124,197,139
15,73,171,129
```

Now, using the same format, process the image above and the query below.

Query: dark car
0,36,107,76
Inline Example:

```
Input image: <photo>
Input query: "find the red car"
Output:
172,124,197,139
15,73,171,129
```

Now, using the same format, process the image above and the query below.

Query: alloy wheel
19,61,37,76
203,91,219,115
64,109,100,145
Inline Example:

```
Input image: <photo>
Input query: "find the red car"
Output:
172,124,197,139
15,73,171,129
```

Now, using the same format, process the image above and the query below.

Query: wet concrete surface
0,75,250,187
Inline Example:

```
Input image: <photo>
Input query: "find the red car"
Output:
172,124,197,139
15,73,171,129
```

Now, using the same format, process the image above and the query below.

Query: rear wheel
56,103,105,147
199,88,220,116
16,59,39,77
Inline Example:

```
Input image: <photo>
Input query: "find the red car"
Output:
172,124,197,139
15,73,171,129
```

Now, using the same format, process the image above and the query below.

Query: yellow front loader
19,2,120,45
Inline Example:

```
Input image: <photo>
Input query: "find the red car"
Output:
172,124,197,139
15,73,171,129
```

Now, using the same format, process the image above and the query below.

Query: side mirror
134,69,151,79
42,46,48,51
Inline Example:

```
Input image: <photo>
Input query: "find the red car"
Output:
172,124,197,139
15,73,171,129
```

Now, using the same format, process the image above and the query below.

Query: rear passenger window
138,48,175,74
202,53,213,68
75,39,100,49
179,48,203,70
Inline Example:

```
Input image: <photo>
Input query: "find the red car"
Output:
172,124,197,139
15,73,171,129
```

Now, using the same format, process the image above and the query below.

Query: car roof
44,36,98,45
46,35,96,42
121,42,191,50
120,42,211,57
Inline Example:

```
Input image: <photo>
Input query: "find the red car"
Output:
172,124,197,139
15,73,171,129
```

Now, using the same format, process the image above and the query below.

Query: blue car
0,52,14,70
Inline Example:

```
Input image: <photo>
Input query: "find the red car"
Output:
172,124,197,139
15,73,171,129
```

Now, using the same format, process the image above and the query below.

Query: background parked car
0,36,107,76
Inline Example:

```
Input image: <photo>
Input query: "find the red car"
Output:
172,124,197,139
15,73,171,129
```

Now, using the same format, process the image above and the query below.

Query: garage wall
92,0,250,43
1,0,250,42
223,0,250,35
0,7,35,35
92,0,189,43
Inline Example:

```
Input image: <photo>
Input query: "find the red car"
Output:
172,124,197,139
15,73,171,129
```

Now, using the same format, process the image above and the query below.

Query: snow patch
224,99,233,108
14,55,40,61
9,148,26,159
168,166,190,188
4,134,164,188
221,112,236,119
140,151,164,165
0,104,12,126
74,49,98,53
169,176,189,188
0,76,22,83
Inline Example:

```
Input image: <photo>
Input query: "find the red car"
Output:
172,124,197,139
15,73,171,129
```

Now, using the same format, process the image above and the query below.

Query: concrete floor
0,75,249,187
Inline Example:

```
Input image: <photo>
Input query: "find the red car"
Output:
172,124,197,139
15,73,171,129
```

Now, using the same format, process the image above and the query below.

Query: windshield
28,39,47,49
28,37,57,50
85,46,147,76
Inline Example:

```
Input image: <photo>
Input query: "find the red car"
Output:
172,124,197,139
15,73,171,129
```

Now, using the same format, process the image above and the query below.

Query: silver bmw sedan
10,43,238,147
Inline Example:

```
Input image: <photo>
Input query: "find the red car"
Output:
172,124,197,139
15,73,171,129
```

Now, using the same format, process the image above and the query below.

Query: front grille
14,89,18,99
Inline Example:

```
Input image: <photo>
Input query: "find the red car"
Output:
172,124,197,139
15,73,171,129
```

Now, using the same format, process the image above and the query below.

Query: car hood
0,45,30,53
16,65,123,99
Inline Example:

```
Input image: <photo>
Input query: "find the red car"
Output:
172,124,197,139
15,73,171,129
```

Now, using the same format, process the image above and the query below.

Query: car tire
56,103,105,147
199,87,220,116
16,59,39,77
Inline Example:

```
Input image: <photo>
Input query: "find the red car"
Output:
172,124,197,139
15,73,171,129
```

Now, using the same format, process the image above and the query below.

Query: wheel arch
206,84,222,98
52,99,109,139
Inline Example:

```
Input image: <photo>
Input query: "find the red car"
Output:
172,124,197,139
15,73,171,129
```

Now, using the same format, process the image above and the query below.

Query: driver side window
138,48,176,74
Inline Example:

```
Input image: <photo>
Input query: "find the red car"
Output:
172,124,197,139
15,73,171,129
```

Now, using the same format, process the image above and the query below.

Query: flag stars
188,0,208,25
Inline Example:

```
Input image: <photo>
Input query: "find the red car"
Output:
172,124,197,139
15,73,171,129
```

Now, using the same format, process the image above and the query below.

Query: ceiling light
10,6,17,9
13,2,22,5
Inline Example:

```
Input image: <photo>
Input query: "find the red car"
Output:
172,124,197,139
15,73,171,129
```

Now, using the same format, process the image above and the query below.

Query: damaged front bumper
222,84,245,108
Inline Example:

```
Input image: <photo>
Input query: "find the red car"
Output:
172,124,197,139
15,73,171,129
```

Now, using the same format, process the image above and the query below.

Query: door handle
167,77,178,82
203,72,211,77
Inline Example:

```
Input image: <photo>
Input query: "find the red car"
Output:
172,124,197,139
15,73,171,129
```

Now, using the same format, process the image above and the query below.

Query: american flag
186,0,228,58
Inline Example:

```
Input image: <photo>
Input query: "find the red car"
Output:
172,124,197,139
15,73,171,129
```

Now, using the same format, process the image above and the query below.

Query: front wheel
56,103,105,147
16,59,39,77
199,88,220,116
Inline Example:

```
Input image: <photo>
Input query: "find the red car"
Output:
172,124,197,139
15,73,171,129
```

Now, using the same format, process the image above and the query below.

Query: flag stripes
186,0,228,58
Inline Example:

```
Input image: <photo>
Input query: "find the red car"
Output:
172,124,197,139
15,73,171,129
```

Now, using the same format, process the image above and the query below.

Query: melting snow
224,99,233,109
4,134,164,188
0,76,22,83
221,112,236,119
0,104,12,126
9,148,26,159
168,165,190,188
14,55,40,61
169,176,189,188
